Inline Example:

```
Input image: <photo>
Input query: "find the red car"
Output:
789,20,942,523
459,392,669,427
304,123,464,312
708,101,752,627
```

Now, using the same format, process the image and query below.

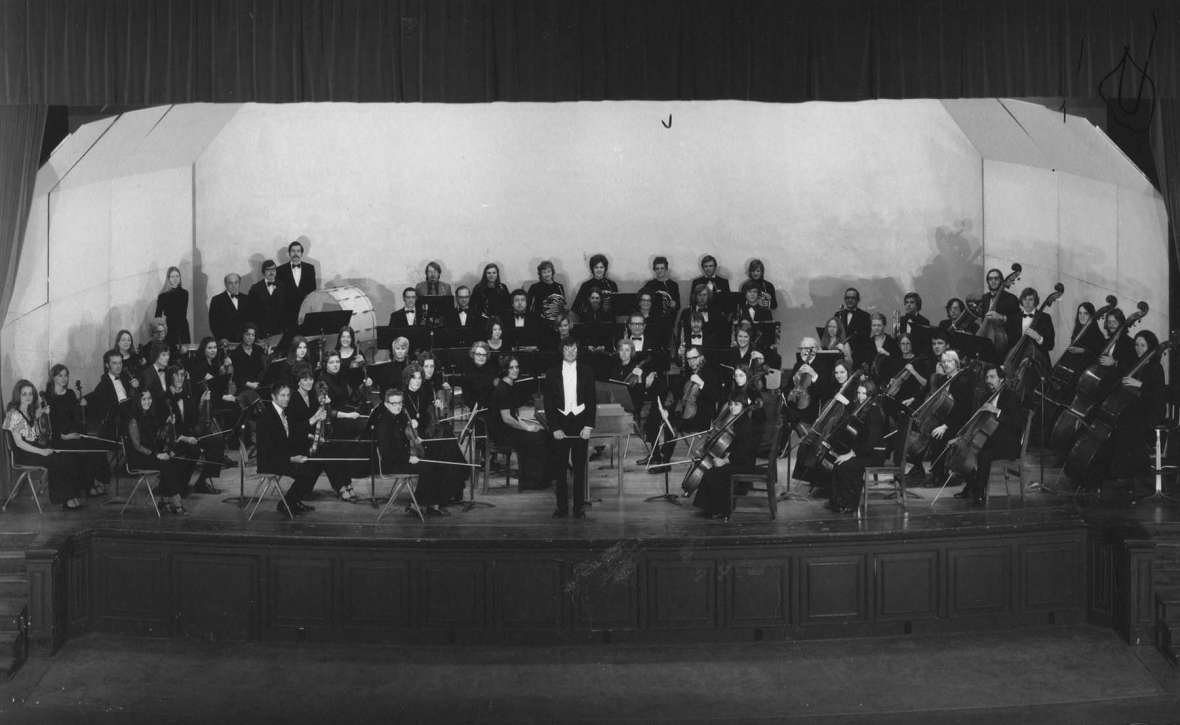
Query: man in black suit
691,254,730,296
138,342,172,405
440,285,481,347
980,268,1021,360
543,337,597,519
388,287,424,329
92,349,135,439
899,292,932,351
255,381,319,514
1015,287,1056,367
838,287,873,368
247,260,287,339
209,273,249,342
276,239,317,332
505,289,545,350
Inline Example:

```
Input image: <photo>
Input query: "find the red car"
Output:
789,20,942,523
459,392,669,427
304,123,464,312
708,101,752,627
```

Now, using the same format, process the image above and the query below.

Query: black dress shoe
551,509,568,519
573,509,587,519
193,481,222,495
287,501,314,514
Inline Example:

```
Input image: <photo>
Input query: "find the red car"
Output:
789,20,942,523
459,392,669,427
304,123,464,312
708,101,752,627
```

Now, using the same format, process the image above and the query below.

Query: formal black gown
374,408,448,507
47,388,112,488
155,287,191,345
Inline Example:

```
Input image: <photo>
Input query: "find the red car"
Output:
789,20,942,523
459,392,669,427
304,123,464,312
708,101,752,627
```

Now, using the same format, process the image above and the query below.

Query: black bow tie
1023,313,1035,318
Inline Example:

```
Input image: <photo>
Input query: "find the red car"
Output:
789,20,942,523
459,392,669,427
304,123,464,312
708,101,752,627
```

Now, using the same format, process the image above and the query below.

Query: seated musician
899,292,931,344
621,313,665,359
820,317,852,360
692,254,730,296
374,336,413,391
952,364,1025,506
736,280,773,325
744,259,778,310
727,323,765,377
471,263,512,321
415,261,452,298
635,291,656,324
374,387,451,516
939,297,979,335
403,362,468,504
888,333,931,411
505,289,545,350
230,323,267,406
678,283,718,347
336,325,366,371
485,317,507,355
920,350,977,482
264,335,314,388
418,351,453,419
138,317,174,363
867,312,902,385
1016,286,1055,367
388,287,424,329
544,314,575,353
692,383,762,519
163,366,224,495
1065,302,1106,358
126,388,193,515
826,379,887,513
189,336,237,404
639,256,680,320
247,260,286,340
138,341,172,403
209,273,249,343
925,329,952,388
572,254,618,319
783,336,833,432
459,341,497,412
287,363,352,501
4,379,89,510
255,381,318,515
114,329,146,383
651,345,721,472
93,349,135,440
526,260,566,322
318,351,369,423
490,355,549,490
45,364,111,497
1100,308,1137,372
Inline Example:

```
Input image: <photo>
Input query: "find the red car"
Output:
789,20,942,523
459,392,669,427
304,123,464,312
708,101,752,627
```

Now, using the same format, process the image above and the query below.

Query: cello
976,263,1022,353
680,396,755,494
1003,282,1064,407
1048,301,1148,451
904,360,980,463
1045,295,1117,405
941,360,1027,478
792,369,863,482
1063,335,1174,481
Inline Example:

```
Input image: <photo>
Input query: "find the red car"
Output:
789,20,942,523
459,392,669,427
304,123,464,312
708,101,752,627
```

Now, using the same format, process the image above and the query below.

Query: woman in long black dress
3,379,88,509
125,388,193,515
45,364,111,496
374,387,450,516
1109,330,1167,496
489,355,548,490
470,263,511,321
692,379,761,520
404,362,469,502
155,266,191,346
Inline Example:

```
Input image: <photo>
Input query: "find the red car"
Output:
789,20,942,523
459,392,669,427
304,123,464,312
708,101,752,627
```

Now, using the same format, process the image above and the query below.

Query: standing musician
744,259,778,310
276,239,317,333
526,260,566,322
4,380,89,509
692,384,761,519
444,285,482,339
543,337,597,518
45,364,111,497
247,260,287,340
1015,287,1056,365
692,254,730,296
230,323,267,405
899,292,930,348
93,349,135,440
113,330,146,382
952,364,1025,506
470,263,511,321
490,355,550,491
505,289,545,350
287,363,351,501
373,388,451,516
402,362,468,503
735,281,773,326
415,261,452,298
1107,330,1168,497
256,381,318,515
572,254,618,319
125,388,193,515
1099,308,1138,373
155,266,191,346
163,366,225,495
867,312,902,385
1064,302,1107,360
388,288,425,330
939,297,979,335
209,273,250,343
837,288,872,367
651,345,722,472
980,268,1021,358
639,256,680,320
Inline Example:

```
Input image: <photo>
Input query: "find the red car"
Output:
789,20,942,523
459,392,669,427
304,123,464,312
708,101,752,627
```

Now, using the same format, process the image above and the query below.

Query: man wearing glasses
649,345,720,473
980,268,1021,360
839,288,873,368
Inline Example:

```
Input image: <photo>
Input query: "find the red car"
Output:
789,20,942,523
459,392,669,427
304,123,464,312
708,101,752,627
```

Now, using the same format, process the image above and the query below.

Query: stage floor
2,449,1153,546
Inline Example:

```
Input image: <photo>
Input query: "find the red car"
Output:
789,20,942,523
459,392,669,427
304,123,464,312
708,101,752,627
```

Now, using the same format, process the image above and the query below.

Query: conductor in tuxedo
543,337,598,519
255,381,320,514
276,239,317,332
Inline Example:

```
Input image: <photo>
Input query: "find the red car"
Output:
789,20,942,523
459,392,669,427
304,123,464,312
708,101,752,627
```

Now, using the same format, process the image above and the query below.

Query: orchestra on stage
3,247,1171,520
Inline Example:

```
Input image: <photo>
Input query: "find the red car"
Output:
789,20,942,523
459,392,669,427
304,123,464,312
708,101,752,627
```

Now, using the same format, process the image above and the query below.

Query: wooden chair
2,431,46,514
728,418,784,521
859,465,908,519
990,415,1034,507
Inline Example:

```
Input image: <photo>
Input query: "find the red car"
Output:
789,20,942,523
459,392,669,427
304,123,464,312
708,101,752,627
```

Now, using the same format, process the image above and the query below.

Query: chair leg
120,475,160,518
377,477,422,522
2,472,41,513
248,476,292,521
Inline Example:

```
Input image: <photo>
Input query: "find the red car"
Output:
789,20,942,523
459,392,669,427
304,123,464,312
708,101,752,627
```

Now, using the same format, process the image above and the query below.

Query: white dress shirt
560,361,585,416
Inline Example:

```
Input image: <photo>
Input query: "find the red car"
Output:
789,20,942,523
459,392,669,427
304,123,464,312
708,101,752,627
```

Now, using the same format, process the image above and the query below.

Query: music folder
299,310,353,337
417,295,455,317
376,325,428,352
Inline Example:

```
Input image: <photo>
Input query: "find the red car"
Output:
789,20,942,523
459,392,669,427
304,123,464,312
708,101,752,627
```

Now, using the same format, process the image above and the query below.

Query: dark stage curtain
0,102,46,497
1,0,1177,105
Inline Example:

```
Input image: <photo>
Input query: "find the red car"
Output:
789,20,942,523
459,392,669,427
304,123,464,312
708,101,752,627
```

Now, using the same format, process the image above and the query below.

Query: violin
35,391,53,446
1063,335,1175,481
1045,295,1118,405
976,263,1022,353
308,381,331,455
792,369,863,482
1003,282,1064,407
680,398,754,494
1048,301,1148,452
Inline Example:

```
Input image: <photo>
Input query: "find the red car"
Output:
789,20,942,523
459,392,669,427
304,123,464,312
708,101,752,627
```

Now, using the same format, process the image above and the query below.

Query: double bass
1049,301,1148,451
1045,295,1118,405
976,263,1022,353
1063,336,1175,481
1003,282,1064,407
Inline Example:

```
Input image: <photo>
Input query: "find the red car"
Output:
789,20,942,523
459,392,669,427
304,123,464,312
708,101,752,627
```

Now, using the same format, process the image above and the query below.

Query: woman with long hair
3,379,88,509
114,329,145,383
470,263,511,321
155,265,191,346
124,387,191,515
45,364,111,497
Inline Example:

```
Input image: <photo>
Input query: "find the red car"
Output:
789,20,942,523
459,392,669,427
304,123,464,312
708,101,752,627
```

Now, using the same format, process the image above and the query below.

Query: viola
1048,301,1148,451
1003,282,1064,407
976,263,1022,353
676,371,702,422
785,360,816,411
1045,294,1117,405
1063,336,1174,480
792,370,863,482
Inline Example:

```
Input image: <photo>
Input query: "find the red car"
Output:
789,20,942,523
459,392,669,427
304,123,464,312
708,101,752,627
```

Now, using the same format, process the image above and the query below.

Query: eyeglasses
685,355,701,362
473,351,487,357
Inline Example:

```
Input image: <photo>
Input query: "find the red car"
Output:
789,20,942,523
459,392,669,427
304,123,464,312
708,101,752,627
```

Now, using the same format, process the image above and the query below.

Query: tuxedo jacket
543,362,598,435
691,275,730,294
1018,310,1056,353
209,292,250,342
388,308,426,329
505,312,546,349
276,262,317,328
91,373,135,434
981,289,1022,348
248,279,288,338
256,403,296,475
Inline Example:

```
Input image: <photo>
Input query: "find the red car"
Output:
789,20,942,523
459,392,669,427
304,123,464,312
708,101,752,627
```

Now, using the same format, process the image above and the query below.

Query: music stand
417,294,455,316
378,325,429,354
222,401,263,507
459,409,495,511
610,293,638,320
299,310,353,339
946,329,994,362
644,399,683,505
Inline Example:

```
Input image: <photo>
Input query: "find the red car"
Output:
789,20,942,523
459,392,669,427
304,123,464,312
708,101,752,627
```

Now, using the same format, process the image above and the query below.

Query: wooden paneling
725,559,790,627
1022,543,1079,611
94,543,169,635
647,558,716,630
66,544,89,636
421,560,485,629
801,555,866,622
949,546,1011,616
269,556,333,629
341,559,412,630
569,555,640,632
875,551,938,620
175,554,259,641
494,559,564,631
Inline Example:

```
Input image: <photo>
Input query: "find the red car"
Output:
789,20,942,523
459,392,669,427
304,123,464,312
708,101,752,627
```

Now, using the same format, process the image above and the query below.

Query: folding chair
2,431,46,514
118,439,161,518
375,448,422,522
248,474,294,520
